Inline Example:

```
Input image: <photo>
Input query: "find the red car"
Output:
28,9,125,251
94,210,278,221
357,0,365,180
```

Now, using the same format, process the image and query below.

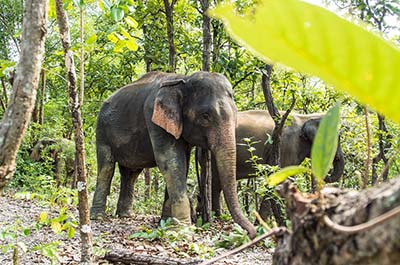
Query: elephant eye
201,112,211,121
199,112,212,126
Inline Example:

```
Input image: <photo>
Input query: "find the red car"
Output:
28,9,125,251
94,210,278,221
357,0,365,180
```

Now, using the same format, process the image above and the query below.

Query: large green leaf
266,166,311,187
210,0,400,123
311,103,340,184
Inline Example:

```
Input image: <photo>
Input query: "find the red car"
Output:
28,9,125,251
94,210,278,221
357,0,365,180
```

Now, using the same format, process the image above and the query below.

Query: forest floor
0,193,273,264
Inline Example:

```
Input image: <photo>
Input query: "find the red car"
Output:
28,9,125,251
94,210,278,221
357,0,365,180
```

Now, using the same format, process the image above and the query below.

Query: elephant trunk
211,127,256,239
325,142,345,183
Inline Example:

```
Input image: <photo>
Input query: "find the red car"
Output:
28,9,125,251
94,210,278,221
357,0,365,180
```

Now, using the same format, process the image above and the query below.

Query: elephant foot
116,209,133,218
90,209,106,220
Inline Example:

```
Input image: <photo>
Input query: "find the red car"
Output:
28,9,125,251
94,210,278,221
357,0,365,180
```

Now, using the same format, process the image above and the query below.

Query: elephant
207,110,345,217
30,138,75,187
90,71,256,238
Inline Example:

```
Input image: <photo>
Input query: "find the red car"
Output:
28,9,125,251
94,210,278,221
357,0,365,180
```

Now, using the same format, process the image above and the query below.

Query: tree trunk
371,114,391,184
163,0,177,73
144,168,151,199
200,0,211,72
260,64,295,226
54,0,93,262
39,69,46,126
273,178,400,265
199,148,212,223
0,0,48,191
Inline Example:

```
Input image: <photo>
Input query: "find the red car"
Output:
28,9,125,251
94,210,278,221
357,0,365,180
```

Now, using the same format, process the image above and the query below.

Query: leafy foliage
210,0,400,123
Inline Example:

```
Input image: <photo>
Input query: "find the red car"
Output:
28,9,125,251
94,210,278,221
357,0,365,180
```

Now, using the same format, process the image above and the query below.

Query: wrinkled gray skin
90,71,256,238
30,138,75,186
210,110,345,216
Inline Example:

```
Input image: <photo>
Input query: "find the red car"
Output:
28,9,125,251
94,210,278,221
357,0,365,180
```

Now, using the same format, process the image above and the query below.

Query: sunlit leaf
120,27,132,39
107,32,119,43
67,226,75,239
210,0,400,124
114,40,126,53
51,221,62,233
266,166,311,187
85,34,97,45
48,0,57,19
311,103,340,185
126,39,138,51
125,16,138,28
111,7,124,22
38,212,48,223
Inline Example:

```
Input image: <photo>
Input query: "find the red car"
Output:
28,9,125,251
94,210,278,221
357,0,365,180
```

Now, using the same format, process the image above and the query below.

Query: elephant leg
116,166,142,218
90,144,115,220
149,131,191,225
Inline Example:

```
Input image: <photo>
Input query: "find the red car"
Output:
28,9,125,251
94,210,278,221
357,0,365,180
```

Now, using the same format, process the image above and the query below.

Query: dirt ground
0,194,273,264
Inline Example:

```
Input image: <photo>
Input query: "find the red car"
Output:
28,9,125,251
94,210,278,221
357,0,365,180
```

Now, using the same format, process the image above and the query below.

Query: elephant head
151,72,256,238
30,138,57,161
300,118,345,183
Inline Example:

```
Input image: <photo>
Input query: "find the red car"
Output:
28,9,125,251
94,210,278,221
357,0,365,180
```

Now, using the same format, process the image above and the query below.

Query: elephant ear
301,119,320,142
152,79,185,139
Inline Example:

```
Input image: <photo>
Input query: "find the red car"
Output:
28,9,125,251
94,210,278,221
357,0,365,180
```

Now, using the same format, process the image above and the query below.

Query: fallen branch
104,249,202,264
323,205,400,235
200,227,286,265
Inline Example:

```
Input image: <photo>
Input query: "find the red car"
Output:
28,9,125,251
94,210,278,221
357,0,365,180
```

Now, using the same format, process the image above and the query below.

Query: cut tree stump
104,249,202,264
273,177,400,265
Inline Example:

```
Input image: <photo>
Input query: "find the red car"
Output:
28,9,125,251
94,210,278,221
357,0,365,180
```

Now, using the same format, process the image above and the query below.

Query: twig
253,210,272,231
323,205,400,235
363,106,372,188
199,227,286,265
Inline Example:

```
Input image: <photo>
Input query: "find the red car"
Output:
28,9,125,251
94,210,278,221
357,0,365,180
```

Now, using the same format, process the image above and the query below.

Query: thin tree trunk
144,168,151,199
39,70,46,126
0,0,48,191
200,0,211,72
54,0,93,262
163,0,177,73
1,78,9,106
79,7,84,107
363,106,372,188
371,114,391,184
199,148,212,223
260,64,295,226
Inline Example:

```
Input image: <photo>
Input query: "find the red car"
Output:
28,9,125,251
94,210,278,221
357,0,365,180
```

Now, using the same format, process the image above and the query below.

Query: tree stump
273,178,400,265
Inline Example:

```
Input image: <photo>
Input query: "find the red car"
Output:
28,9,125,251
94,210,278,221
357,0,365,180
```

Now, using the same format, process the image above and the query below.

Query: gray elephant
208,110,345,217
30,138,75,187
90,71,256,238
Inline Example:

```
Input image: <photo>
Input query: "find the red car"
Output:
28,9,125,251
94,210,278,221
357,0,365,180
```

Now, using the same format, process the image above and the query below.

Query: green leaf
23,228,31,236
311,103,340,185
266,166,311,187
210,0,400,124
67,226,75,239
111,7,124,22
72,0,84,7
85,34,97,45
126,38,138,51
125,16,138,28
51,221,62,233
38,212,48,223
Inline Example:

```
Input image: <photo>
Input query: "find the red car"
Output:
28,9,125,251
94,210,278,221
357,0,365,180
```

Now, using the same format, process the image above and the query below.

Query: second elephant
208,110,345,216
30,138,75,187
